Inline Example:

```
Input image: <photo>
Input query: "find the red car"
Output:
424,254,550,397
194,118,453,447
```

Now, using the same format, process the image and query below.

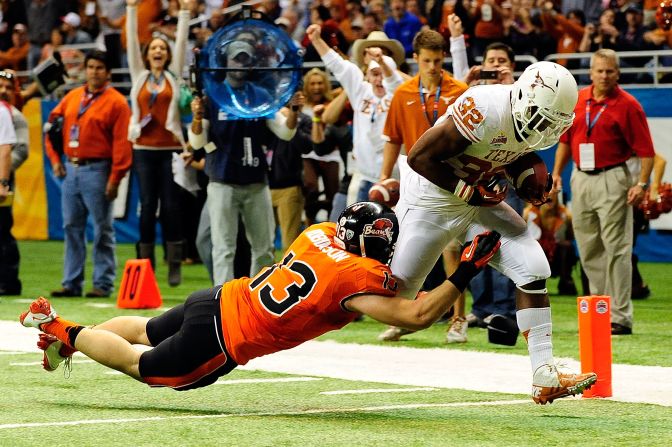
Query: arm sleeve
449,35,469,81
0,106,16,146
109,99,133,185
125,6,144,80
188,119,211,149
382,93,404,145
322,49,367,104
44,98,65,166
625,100,655,158
10,112,28,171
382,69,404,94
267,112,297,141
170,9,191,77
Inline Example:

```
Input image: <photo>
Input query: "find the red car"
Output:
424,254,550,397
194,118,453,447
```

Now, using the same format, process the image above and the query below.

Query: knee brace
517,279,548,295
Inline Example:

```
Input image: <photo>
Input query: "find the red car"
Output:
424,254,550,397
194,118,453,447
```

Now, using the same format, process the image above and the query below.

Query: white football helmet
511,61,578,149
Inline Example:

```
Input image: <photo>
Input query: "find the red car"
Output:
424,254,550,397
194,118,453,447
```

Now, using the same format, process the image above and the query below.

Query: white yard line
321,387,437,395
0,399,532,430
4,321,671,406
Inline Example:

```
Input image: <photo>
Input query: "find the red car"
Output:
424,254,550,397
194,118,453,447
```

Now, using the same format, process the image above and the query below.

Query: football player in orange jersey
20,202,501,391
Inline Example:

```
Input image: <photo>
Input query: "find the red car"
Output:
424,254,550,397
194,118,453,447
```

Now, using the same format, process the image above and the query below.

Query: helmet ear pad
334,202,399,265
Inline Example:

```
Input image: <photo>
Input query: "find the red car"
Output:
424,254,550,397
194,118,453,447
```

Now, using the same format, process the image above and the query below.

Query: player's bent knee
517,279,548,295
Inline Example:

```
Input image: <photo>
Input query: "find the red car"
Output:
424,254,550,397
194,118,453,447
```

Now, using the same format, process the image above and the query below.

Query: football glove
453,176,508,207
461,230,502,269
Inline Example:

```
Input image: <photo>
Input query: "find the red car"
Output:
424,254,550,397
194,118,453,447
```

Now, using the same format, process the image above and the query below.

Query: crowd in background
0,0,671,79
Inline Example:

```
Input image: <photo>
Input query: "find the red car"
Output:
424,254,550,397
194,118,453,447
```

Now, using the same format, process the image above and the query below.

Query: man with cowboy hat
349,30,406,69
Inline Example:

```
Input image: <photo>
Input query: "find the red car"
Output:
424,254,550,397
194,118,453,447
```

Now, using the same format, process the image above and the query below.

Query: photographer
462,41,516,86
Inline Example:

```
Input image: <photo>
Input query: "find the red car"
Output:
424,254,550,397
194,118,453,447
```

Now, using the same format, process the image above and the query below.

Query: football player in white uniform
392,61,597,404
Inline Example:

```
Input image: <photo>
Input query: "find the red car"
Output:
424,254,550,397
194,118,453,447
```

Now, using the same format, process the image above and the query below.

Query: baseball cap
61,12,81,28
13,24,27,33
227,41,255,59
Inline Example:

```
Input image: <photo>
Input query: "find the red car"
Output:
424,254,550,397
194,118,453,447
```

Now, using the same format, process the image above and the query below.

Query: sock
447,262,479,293
41,317,85,349
516,307,554,372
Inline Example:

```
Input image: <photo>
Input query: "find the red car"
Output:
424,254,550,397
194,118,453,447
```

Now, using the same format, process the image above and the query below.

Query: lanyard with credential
78,86,108,120
585,99,607,138
419,77,442,126
147,72,165,109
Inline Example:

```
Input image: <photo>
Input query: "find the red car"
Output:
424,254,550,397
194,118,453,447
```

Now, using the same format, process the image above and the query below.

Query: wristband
312,116,322,123
637,182,649,190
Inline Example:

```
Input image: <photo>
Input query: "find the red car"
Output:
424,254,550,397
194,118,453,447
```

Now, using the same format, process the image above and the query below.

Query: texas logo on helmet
363,218,395,242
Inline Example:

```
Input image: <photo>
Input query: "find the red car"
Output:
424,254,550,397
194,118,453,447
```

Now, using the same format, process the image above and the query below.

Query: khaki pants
271,186,305,252
570,166,634,327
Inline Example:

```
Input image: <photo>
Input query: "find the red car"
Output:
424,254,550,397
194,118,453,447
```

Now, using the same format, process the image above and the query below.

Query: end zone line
0,399,532,430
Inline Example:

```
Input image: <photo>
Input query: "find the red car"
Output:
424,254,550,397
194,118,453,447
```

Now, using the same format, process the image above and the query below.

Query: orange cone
117,259,162,309
577,295,612,397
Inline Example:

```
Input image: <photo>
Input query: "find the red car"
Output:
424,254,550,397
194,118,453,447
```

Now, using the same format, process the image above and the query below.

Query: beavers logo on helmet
363,218,394,241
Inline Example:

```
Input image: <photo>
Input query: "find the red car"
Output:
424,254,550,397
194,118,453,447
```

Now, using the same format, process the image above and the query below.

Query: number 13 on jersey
249,252,318,316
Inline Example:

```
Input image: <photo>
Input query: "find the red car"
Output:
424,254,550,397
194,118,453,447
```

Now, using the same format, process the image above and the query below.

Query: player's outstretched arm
407,116,471,191
346,231,501,330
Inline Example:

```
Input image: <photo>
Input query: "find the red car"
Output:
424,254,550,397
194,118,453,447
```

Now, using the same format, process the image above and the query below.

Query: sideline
4,321,670,407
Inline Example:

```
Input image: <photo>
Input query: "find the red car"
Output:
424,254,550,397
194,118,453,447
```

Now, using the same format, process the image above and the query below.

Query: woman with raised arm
125,0,191,286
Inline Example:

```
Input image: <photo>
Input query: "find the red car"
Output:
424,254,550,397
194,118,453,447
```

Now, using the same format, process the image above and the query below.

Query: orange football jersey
219,223,397,365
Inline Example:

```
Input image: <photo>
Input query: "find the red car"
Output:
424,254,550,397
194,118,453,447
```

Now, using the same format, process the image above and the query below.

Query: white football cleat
19,297,57,329
532,362,597,404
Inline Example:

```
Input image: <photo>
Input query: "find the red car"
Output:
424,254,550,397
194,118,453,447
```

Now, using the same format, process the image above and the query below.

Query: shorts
139,286,238,390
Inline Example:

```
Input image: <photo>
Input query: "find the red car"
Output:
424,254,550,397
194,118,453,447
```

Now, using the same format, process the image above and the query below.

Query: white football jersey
401,84,535,210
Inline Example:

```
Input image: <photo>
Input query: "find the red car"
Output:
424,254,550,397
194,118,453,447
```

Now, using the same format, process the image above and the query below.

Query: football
368,178,401,207
504,152,552,206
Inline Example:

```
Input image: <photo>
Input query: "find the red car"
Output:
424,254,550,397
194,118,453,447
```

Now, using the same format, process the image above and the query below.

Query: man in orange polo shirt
380,30,468,182
44,50,132,298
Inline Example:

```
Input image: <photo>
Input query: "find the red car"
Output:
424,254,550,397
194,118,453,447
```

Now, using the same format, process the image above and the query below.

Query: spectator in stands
0,69,26,296
579,8,620,53
61,12,93,45
540,2,585,68
367,0,388,26
126,0,191,286
307,23,404,208
301,5,349,62
561,0,603,24
0,0,28,51
300,68,341,225
361,11,383,37
121,0,163,51
0,24,29,71
384,0,424,57
406,0,428,25
187,70,298,285
97,0,126,73
505,0,537,56
44,51,133,298
553,49,655,335
470,0,510,58
26,0,66,70
524,193,578,295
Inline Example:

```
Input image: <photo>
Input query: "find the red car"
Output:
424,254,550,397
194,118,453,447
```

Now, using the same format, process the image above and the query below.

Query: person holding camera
187,82,298,286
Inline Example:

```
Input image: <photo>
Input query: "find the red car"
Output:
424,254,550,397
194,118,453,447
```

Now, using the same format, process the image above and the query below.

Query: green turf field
1,241,671,446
